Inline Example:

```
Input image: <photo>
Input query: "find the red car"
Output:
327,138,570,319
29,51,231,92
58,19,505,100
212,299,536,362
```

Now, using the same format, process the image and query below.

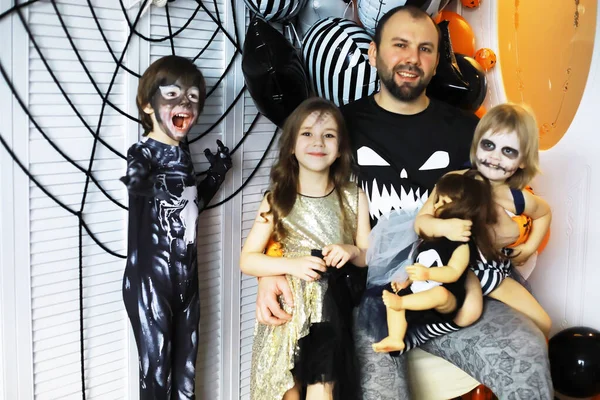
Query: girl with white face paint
415,103,552,338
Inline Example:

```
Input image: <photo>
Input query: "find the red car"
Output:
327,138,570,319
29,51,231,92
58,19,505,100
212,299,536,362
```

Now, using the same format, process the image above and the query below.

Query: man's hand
441,218,472,242
256,275,294,326
406,263,430,281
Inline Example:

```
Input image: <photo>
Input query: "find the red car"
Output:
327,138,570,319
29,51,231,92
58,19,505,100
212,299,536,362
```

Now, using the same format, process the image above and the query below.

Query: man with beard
254,6,553,399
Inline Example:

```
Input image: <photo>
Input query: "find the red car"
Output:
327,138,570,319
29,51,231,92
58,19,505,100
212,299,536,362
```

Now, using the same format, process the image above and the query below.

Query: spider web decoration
0,0,277,397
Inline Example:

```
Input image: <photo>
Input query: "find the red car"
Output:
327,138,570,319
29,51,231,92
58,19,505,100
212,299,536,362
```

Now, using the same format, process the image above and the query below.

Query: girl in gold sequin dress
240,98,371,400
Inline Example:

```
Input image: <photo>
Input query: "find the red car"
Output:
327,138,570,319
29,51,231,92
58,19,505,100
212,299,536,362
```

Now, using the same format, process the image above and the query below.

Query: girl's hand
322,244,359,268
391,279,411,293
442,218,472,242
288,256,327,281
510,244,535,266
406,263,430,281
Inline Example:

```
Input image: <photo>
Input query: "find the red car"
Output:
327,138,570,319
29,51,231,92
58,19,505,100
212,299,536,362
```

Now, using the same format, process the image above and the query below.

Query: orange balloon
461,0,481,8
432,12,443,24
474,105,486,118
475,48,497,71
439,11,476,57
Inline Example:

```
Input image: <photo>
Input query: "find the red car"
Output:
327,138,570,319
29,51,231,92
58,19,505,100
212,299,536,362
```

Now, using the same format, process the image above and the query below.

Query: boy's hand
204,140,232,182
406,263,430,281
288,256,327,281
442,218,472,242
322,244,358,268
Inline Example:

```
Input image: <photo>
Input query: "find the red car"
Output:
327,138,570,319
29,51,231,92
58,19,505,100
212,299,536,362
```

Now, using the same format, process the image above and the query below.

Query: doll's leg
383,287,457,314
123,273,173,399
306,382,334,400
488,277,551,337
453,270,484,327
372,307,408,353
171,288,200,400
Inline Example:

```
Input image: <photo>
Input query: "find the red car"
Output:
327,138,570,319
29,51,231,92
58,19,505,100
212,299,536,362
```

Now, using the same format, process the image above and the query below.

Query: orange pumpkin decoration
265,238,283,257
461,0,481,8
475,48,497,71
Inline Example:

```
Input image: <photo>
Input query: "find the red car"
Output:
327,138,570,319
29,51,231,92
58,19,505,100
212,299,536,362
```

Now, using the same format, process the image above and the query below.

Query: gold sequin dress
250,183,359,400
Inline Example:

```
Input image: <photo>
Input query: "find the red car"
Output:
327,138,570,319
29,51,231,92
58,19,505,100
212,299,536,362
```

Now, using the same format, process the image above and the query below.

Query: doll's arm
240,197,326,280
406,243,470,283
197,140,232,211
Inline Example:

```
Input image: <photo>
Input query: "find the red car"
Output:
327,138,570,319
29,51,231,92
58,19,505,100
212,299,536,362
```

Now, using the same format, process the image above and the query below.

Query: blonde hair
469,103,540,189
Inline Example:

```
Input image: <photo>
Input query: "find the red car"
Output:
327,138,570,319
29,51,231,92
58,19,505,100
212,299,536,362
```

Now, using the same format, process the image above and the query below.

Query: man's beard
379,66,430,102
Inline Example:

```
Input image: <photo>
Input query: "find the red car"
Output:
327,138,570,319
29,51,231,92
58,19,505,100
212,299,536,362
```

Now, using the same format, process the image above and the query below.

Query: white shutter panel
149,1,227,398
25,1,129,399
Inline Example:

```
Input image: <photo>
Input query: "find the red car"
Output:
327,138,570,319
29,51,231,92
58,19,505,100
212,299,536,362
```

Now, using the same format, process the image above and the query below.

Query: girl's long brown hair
262,97,356,242
434,170,502,261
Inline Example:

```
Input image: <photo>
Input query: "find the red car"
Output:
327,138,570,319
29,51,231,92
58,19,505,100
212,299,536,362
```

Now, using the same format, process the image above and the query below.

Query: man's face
369,12,439,102
149,79,201,142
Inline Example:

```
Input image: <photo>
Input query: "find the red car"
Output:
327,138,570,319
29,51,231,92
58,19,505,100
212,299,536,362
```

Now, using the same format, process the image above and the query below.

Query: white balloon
297,0,354,39
357,0,451,37
302,18,378,106
243,0,308,22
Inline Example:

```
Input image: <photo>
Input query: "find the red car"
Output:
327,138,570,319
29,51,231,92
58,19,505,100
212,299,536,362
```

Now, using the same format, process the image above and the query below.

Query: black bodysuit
122,138,228,400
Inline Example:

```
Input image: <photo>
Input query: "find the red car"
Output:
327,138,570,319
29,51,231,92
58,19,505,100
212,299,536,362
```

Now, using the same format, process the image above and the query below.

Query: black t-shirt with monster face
341,95,478,226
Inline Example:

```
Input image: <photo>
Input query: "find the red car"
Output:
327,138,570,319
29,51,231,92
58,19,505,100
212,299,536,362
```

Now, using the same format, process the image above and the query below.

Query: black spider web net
0,0,277,397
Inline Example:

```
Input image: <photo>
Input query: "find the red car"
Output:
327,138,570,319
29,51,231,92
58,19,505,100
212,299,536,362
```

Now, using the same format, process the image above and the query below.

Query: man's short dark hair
373,5,441,51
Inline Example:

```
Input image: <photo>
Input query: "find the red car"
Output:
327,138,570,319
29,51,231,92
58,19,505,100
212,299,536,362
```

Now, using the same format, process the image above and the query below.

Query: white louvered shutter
25,1,129,399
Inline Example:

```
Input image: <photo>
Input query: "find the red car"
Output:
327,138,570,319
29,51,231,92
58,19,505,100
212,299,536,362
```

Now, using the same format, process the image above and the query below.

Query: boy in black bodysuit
120,55,232,400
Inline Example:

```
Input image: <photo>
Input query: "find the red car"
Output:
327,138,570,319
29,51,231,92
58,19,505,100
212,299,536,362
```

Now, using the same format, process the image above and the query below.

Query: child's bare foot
382,290,404,311
372,336,406,353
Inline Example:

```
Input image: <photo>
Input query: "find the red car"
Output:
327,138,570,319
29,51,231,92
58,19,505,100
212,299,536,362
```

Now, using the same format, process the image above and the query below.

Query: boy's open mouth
172,112,192,130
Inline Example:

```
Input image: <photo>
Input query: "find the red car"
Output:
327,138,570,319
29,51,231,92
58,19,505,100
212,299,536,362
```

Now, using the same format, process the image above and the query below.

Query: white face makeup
152,81,201,142
475,129,523,183
293,111,340,174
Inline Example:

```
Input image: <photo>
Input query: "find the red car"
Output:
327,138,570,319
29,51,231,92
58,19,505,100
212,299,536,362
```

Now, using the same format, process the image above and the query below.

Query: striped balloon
243,0,308,22
357,0,452,36
302,18,378,107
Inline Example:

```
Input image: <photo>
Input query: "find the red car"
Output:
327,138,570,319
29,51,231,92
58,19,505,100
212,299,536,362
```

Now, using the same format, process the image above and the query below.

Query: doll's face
475,129,524,183
149,79,201,142
433,194,452,216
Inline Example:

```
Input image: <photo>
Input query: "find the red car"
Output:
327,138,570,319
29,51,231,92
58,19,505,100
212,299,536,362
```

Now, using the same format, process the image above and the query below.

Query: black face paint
150,80,201,143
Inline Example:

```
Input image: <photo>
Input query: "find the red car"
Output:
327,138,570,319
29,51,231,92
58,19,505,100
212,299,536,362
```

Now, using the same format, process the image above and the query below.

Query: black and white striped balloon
302,18,378,107
243,0,308,22
357,0,452,36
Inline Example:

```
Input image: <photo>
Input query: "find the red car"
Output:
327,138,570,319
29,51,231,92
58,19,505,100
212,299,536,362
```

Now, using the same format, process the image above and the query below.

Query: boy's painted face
475,129,523,183
150,80,201,141
293,111,340,174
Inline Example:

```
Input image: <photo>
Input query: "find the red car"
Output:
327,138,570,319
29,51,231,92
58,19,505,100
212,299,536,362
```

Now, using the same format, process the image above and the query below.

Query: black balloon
242,17,312,128
427,21,486,111
549,326,600,398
